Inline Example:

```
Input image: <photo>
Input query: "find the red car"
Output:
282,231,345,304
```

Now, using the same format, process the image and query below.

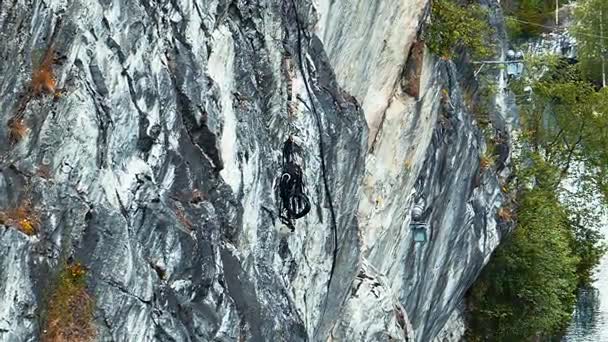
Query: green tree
468,180,579,341
503,0,562,39
515,59,608,288
570,213,607,285
425,0,494,59
573,0,608,86
519,61,608,198
468,58,607,340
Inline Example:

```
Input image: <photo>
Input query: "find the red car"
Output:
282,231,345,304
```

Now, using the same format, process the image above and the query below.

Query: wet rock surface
0,0,511,341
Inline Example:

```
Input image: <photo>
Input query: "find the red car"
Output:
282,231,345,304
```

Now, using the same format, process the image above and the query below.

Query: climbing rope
288,0,340,318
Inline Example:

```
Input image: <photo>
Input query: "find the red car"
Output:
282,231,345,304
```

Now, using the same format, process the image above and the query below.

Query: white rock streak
209,26,239,194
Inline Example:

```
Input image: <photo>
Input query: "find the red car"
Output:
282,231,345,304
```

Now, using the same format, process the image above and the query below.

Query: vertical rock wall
0,0,366,340
320,0,512,341
0,0,512,341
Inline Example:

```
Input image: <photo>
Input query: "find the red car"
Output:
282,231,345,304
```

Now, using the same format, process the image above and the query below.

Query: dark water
562,255,608,341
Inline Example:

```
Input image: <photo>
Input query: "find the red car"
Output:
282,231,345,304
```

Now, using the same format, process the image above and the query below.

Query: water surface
563,241,608,341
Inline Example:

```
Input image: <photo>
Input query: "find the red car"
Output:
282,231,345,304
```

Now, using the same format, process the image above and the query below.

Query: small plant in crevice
0,198,40,236
470,79,499,130
440,88,455,112
6,47,63,144
479,151,495,171
7,117,28,144
474,106,492,129
404,158,414,171
499,178,517,203
497,206,514,222
42,262,95,342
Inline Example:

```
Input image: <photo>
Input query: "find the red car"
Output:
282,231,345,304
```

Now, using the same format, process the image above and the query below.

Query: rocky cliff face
0,0,511,341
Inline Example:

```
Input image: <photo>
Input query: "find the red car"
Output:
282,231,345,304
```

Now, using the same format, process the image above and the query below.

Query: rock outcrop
0,0,512,341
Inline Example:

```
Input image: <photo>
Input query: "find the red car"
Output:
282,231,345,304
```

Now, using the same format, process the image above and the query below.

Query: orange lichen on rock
7,117,28,143
43,263,96,342
0,200,39,236
32,51,57,96
17,217,37,235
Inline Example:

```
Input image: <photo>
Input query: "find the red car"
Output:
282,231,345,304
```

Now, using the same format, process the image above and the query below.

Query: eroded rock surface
0,0,512,341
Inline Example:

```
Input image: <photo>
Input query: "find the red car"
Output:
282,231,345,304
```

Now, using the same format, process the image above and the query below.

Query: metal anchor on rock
410,197,430,243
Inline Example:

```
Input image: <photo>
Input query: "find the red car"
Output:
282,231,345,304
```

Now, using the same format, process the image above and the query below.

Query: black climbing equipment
276,137,311,231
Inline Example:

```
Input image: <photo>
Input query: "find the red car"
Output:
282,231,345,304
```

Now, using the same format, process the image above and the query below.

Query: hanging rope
288,0,340,312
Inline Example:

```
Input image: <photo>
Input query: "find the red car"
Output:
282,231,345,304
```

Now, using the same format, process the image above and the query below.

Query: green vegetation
479,148,496,171
43,263,96,342
468,158,580,341
425,0,494,59
469,191,578,340
573,0,608,86
464,0,608,338
467,55,607,340
503,0,554,38
571,212,607,285
519,60,608,194
502,0,575,39
0,198,40,236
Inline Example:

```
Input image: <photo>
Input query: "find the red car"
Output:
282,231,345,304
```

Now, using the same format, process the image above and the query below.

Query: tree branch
561,122,585,176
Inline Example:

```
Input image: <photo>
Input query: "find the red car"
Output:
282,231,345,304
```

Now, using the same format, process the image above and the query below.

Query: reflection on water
562,288,605,341
563,254,608,341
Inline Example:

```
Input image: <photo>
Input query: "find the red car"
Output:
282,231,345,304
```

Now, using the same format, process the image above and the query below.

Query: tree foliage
508,0,551,38
517,60,608,197
468,180,579,341
425,0,494,59
467,58,607,340
502,0,574,39
573,0,608,85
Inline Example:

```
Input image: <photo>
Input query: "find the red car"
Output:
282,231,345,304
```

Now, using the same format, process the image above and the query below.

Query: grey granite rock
0,0,513,341
320,1,513,341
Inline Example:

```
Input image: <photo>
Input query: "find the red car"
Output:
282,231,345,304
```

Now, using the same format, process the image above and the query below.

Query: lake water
562,242,608,341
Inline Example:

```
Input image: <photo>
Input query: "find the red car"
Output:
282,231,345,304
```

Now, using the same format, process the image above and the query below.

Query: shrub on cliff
0,198,40,236
42,263,96,342
424,0,494,59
